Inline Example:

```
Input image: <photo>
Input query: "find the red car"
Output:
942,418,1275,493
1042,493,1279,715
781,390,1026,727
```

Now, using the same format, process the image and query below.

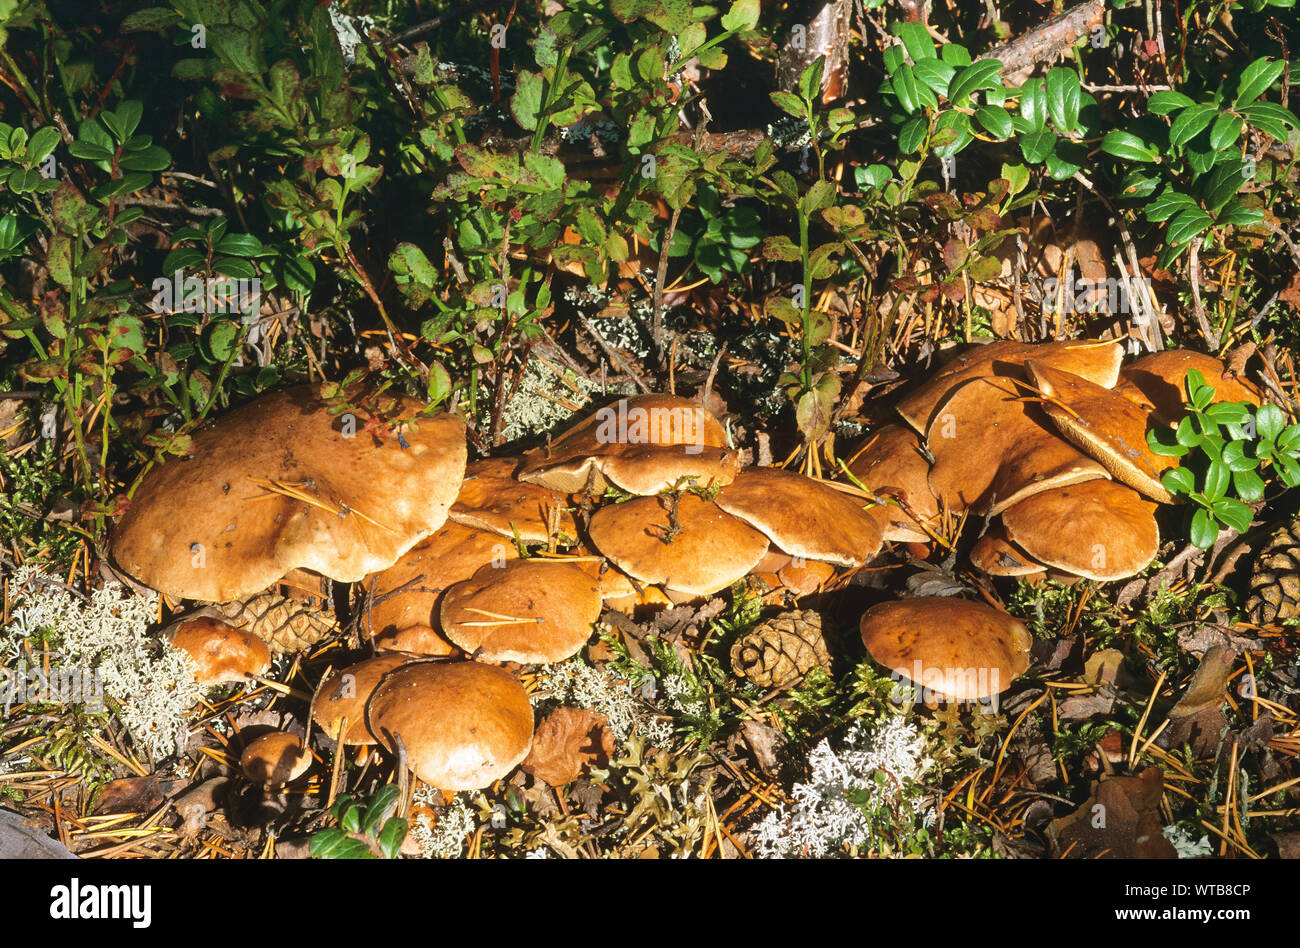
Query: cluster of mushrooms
107,339,1262,793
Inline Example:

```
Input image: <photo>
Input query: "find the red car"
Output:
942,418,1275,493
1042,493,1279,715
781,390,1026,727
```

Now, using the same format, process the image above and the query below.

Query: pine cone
213,593,337,654
730,610,830,689
1245,521,1300,626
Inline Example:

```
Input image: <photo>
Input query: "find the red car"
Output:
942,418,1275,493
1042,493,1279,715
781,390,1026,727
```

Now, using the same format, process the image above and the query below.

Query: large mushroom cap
364,521,517,639
712,467,883,567
1115,349,1265,423
1025,360,1178,503
516,394,735,494
896,339,1123,434
366,661,534,791
111,385,467,602
844,425,940,542
587,493,770,596
313,653,414,745
926,375,1108,515
440,560,602,663
859,597,1032,703
1001,480,1160,581
449,457,576,544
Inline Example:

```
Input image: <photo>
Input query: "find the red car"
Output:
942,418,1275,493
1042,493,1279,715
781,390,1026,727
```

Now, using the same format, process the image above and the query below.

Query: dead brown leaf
1049,767,1178,858
521,707,616,787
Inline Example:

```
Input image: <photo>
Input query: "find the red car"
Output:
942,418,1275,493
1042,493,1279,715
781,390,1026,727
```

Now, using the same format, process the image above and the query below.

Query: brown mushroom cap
440,560,602,663
1001,480,1160,581
926,375,1109,515
449,457,576,544
240,731,311,786
366,661,534,791
365,522,517,637
843,425,940,542
1115,349,1265,424
587,493,770,596
313,653,414,745
170,617,270,685
712,467,883,567
859,597,1032,702
373,624,457,657
970,525,1048,577
1025,360,1178,503
516,394,734,494
111,385,467,602
896,339,1124,434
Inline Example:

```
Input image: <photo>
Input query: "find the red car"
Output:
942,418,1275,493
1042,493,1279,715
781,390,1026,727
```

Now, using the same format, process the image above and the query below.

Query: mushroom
843,425,941,543
586,493,770,596
110,384,467,602
1025,360,1178,503
969,525,1048,579
925,375,1109,515
1114,349,1265,424
365,661,534,791
515,394,739,494
439,559,602,664
895,339,1124,434
240,731,312,787
1000,480,1160,581
712,467,883,567
169,616,271,685
449,457,576,545
312,653,414,746
859,597,1032,704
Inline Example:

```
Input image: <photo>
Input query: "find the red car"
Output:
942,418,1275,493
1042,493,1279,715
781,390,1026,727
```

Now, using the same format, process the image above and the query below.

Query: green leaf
1162,465,1195,495
1204,459,1229,501
1019,130,1055,164
362,785,401,837
1235,57,1286,107
1145,188,1199,222
771,90,805,118
898,117,927,153
892,21,937,62
1019,79,1046,130
1147,90,1195,114
1147,429,1189,457
914,59,955,96
215,234,263,257
947,59,1002,107
1214,498,1254,535
213,256,256,280
511,71,544,132
309,830,373,859
1258,403,1285,442
1209,113,1244,151
1232,468,1266,502
1169,104,1217,148
116,100,143,139
891,64,919,113
1216,201,1264,228
121,8,182,31
1101,130,1158,163
118,145,171,172
67,140,113,162
721,0,760,33
1200,160,1246,214
25,126,60,164
975,105,1013,138
204,320,241,362
376,818,409,860
1045,66,1080,132
1166,207,1213,246
1189,508,1219,549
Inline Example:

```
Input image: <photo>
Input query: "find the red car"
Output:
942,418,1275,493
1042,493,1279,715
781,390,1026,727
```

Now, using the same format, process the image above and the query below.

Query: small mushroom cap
970,525,1047,577
776,558,837,597
713,468,883,567
373,624,457,657
440,560,602,663
1001,480,1160,581
313,653,414,745
516,395,733,494
587,493,770,596
1115,349,1265,424
859,597,1032,702
844,425,940,542
926,375,1109,515
170,617,270,685
111,385,467,602
1025,360,1178,503
449,457,576,544
896,339,1124,434
241,731,311,786
366,661,534,791
365,522,518,636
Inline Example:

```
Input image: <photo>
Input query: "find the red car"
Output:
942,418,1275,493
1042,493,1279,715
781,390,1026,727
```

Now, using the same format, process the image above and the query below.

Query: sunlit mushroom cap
1025,360,1178,503
925,375,1108,515
241,731,311,786
970,525,1048,577
170,616,270,685
111,384,467,602
1115,349,1265,424
587,493,769,596
366,661,534,791
364,522,517,638
449,457,576,545
844,425,940,542
313,653,414,745
440,560,602,663
712,467,882,567
859,597,1032,703
1001,480,1160,581
896,339,1123,434
516,394,735,494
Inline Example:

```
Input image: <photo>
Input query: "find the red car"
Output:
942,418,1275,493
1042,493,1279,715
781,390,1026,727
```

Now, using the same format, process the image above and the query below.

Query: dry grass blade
245,476,396,533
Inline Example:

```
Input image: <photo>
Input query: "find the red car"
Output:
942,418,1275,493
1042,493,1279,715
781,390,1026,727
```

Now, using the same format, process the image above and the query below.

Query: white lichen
531,657,672,747
750,716,935,858
1162,824,1213,859
408,788,476,859
2,566,197,762
493,355,603,444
